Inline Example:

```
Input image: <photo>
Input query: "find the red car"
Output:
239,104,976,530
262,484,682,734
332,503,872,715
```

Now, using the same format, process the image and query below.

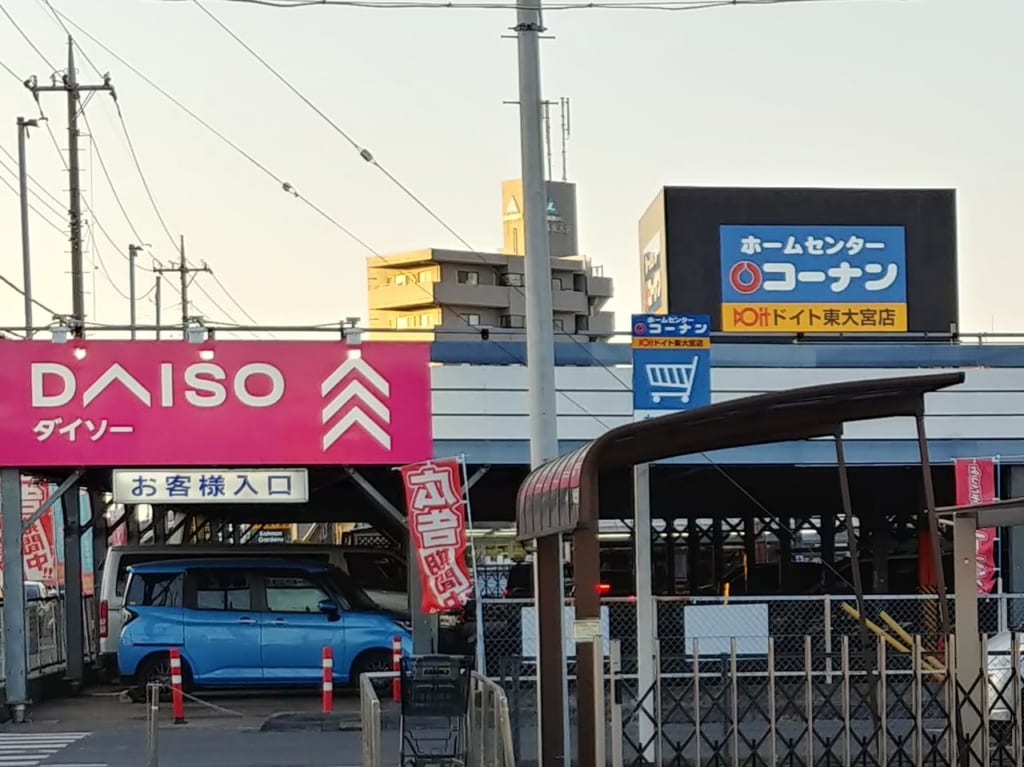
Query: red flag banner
400,458,474,613
954,457,998,594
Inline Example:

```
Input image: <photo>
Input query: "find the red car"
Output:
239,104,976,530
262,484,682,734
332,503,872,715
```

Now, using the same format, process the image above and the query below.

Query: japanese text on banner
954,457,998,595
399,458,473,613
0,476,58,588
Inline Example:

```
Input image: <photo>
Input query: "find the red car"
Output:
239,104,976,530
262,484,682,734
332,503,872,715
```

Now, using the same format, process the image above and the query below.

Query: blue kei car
119,558,412,693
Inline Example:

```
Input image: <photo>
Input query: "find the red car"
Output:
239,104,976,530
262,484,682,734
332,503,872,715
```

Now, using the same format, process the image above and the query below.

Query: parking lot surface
0,686,371,767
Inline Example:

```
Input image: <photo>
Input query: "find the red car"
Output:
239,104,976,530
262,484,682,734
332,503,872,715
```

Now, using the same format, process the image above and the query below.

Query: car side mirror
318,599,340,617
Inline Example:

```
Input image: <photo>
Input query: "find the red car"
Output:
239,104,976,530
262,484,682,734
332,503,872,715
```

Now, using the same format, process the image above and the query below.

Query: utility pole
153,238,210,337
127,244,148,340
27,37,114,336
515,4,566,767
16,117,40,338
154,273,162,340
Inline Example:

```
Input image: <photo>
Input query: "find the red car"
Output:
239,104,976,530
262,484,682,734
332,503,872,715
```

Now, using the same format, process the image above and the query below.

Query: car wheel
351,650,394,697
129,653,187,704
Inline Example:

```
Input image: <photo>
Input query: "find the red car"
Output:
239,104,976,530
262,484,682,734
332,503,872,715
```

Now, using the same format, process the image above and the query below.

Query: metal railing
359,669,515,767
0,595,98,681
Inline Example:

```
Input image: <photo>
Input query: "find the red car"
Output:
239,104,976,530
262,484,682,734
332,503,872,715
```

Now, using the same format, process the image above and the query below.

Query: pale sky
0,0,1018,339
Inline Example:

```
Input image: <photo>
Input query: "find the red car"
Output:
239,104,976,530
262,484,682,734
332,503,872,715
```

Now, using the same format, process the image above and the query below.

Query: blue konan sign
631,313,712,421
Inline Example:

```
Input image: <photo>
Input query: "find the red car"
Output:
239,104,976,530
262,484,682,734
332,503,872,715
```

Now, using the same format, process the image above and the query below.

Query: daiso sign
0,340,433,467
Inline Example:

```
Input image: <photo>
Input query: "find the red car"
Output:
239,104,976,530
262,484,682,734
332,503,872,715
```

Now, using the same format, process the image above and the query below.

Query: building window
419,313,433,327
499,315,526,329
552,277,563,291
457,270,479,285
553,318,565,332
396,316,409,329
464,314,481,326
500,273,524,288
418,270,433,284
575,315,589,333
394,274,408,286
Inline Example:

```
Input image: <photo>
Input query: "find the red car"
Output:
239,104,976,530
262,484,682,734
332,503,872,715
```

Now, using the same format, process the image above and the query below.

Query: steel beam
1,469,28,721
63,485,85,686
20,470,83,534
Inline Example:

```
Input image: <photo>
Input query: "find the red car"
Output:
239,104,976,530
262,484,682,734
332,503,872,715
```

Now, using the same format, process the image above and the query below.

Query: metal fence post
825,594,834,684
146,682,160,767
609,640,623,767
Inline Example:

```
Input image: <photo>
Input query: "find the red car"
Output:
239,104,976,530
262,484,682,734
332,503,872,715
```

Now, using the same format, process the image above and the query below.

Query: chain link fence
481,593,1024,679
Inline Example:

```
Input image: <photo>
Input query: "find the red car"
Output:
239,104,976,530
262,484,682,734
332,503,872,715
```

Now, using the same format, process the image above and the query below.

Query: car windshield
322,565,381,613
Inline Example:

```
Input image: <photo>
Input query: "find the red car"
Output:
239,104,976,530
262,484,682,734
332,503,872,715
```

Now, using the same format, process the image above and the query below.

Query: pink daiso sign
0,340,433,467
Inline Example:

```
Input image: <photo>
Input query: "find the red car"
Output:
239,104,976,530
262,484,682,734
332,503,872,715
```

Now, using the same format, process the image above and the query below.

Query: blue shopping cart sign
632,313,711,420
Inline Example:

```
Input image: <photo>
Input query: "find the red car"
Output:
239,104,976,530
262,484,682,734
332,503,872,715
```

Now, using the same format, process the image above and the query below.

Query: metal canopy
516,371,966,540
937,497,1024,528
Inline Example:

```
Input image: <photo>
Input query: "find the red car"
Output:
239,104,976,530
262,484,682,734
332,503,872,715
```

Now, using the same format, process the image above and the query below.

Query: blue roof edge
429,341,1024,368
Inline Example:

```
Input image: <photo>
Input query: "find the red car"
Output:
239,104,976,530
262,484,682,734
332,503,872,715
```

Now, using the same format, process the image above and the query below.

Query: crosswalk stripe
0,733,88,767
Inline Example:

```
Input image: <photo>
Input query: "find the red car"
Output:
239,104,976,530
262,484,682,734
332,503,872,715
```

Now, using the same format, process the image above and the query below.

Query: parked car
118,558,411,697
99,543,408,676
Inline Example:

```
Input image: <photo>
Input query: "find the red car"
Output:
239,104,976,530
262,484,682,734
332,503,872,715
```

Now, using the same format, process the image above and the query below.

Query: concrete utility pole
27,37,114,335
155,273,162,340
154,238,210,336
16,117,40,338
515,2,567,767
128,244,141,339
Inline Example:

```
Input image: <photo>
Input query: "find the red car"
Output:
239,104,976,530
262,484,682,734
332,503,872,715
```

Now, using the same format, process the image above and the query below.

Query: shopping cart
399,655,472,767
645,355,700,404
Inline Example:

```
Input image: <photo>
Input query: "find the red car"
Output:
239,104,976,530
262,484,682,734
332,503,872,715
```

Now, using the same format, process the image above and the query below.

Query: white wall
431,366,1024,442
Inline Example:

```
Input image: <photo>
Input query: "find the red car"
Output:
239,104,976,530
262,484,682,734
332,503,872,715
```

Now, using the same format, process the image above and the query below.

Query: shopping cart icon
645,356,700,404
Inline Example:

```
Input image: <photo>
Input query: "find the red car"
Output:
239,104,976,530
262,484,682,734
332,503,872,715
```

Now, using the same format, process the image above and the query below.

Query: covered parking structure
515,372,965,767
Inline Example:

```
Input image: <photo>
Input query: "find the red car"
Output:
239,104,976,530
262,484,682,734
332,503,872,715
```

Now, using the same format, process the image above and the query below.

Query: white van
97,544,407,675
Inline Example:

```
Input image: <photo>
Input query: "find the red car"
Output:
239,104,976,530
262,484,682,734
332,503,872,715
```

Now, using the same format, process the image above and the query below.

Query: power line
0,270,58,316
189,0,807,529
80,105,149,245
0,3,57,71
0,152,65,219
0,172,66,235
112,102,179,253
169,0,871,11
191,0,475,250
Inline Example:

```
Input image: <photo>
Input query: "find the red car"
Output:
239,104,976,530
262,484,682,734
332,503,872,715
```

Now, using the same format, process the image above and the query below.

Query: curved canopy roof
516,371,965,540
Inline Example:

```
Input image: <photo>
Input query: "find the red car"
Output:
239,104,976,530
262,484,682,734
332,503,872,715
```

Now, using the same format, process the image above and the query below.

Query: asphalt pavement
0,685,383,767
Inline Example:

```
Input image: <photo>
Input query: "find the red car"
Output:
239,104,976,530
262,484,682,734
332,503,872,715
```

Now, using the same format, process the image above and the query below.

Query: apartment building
366,179,615,341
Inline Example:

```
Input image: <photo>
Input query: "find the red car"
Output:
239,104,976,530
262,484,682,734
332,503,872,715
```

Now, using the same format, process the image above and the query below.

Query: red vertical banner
0,476,59,589
954,457,998,594
400,458,474,613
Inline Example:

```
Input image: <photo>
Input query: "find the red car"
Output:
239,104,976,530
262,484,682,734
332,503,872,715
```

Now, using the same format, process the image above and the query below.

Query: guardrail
359,669,515,767
0,595,98,681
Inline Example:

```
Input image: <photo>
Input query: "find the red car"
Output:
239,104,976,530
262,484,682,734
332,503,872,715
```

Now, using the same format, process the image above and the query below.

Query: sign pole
630,312,712,762
459,455,487,674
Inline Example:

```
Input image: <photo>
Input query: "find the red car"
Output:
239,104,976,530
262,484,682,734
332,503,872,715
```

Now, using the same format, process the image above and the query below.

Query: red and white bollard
391,636,402,702
169,648,186,725
322,647,333,714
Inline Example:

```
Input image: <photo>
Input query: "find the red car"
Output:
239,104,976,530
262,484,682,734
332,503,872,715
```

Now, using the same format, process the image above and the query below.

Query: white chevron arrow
321,380,390,425
322,408,391,451
321,357,389,398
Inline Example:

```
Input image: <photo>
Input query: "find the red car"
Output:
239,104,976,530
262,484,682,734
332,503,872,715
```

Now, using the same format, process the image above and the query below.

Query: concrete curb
259,709,403,733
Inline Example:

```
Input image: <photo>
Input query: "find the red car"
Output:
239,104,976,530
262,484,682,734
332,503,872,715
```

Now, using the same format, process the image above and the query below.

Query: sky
0,0,1020,340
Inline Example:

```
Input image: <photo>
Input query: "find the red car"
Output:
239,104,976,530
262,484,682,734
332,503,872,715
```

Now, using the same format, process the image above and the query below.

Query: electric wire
191,0,812,541
0,153,66,220
80,106,149,246
172,0,875,11
0,142,65,212
4,9,263,331
0,271,59,317
0,172,66,235
0,2,57,72
40,3,847,549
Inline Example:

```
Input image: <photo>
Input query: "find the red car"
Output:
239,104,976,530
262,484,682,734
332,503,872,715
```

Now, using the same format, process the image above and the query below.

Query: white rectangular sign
521,605,611,658
111,469,309,504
